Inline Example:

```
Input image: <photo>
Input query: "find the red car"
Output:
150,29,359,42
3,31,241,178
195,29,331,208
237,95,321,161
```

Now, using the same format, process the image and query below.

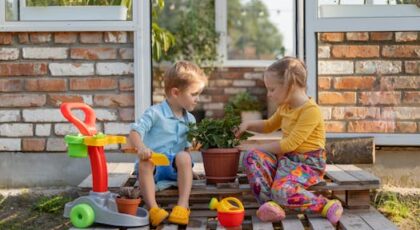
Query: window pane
318,0,420,18
19,0,132,21
227,0,294,60
5,0,18,21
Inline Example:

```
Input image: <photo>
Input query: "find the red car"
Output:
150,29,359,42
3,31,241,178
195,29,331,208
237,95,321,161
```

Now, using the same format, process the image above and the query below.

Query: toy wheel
70,203,95,228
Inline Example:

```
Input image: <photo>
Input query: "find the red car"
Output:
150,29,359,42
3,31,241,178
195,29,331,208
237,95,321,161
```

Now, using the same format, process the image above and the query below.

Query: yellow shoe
149,206,169,226
168,205,190,225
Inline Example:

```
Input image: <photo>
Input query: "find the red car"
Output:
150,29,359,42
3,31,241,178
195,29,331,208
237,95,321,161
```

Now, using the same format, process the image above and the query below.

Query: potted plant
115,187,141,216
227,92,263,123
188,107,252,184
20,0,132,21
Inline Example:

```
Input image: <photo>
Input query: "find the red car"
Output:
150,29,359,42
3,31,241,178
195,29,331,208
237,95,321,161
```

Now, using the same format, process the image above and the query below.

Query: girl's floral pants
243,148,328,213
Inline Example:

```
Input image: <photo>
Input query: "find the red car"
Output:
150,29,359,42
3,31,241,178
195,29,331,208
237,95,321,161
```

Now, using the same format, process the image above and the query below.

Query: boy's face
175,82,205,111
264,71,288,106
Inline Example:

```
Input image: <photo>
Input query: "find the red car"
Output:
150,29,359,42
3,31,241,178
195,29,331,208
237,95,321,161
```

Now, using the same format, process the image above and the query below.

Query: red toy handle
60,103,97,136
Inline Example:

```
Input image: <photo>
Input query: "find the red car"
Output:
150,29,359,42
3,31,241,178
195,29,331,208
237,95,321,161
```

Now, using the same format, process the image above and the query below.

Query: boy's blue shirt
130,99,196,156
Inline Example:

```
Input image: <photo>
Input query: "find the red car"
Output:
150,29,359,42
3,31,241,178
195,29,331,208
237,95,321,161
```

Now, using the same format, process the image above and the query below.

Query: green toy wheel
70,203,95,228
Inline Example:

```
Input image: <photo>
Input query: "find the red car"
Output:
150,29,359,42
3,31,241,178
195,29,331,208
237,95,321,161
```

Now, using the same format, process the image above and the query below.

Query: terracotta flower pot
201,148,241,184
115,197,141,216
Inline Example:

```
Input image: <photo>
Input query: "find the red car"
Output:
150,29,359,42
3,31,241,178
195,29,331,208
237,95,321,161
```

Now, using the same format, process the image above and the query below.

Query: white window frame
0,0,151,118
305,0,420,145
215,0,301,67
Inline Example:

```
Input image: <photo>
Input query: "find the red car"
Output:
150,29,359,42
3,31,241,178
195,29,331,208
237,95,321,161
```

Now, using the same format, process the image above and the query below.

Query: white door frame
305,0,420,145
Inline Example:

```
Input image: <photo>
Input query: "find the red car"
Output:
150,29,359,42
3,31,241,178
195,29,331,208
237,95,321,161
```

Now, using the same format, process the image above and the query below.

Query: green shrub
227,92,263,116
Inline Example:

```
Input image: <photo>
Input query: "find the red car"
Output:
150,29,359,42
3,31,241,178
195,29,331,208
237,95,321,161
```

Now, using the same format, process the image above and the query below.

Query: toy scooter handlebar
61,103,97,136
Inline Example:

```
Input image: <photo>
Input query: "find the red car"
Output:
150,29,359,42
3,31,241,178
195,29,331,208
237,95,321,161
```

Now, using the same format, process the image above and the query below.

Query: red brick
348,121,396,133
94,94,134,107
403,92,420,104
47,94,84,106
0,94,46,107
331,45,379,58
22,138,45,152
0,79,23,92
380,77,419,90
359,92,401,105
370,32,393,41
119,78,134,91
25,79,67,91
0,33,13,44
80,32,103,43
0,63,48,76
346,32,369,41
382,45,420,58
396,122,417,133
405,61,420,74
203,88,224,95
332,107,380,120
70,78,117,90
334,77,376,90
318,92,356,105
18,33,29,44
119,108,135,121
71,48,117,60
320,33,344,42
318,77,331,90
54,32,78,44
30,32,52,43
325,121,346,133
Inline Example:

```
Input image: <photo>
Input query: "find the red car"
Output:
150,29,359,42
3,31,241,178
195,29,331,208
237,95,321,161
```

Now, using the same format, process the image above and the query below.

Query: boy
129,61,207,226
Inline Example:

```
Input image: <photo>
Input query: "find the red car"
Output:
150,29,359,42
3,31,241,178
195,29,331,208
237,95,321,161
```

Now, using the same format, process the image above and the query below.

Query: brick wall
152,66,268,118
0,32,134,152
318,32,420,133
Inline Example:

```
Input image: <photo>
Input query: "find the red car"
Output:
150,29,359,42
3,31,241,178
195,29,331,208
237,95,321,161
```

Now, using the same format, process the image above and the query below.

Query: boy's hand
137,146,152,161
235,122,249,138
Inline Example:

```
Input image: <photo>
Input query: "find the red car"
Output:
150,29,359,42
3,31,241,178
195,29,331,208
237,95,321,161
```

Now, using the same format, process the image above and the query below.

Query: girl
235,57,343,225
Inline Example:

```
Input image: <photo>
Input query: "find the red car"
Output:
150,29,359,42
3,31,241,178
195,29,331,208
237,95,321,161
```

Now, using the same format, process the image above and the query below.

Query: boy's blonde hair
164,61,208,95
266,57,307,100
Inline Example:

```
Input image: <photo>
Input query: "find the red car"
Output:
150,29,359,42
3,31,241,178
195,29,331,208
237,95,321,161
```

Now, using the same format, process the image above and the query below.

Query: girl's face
264,71,288,106
175,81,205,111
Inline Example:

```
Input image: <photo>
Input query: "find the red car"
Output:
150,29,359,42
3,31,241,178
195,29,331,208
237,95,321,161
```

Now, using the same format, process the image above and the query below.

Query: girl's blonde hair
266,56,307,100
164,61,208,95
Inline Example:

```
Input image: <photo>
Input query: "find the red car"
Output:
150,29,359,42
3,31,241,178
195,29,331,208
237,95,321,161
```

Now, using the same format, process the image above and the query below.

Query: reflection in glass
227,0,293,60
6,0,18,21
318,0,420,18
20,0,132,21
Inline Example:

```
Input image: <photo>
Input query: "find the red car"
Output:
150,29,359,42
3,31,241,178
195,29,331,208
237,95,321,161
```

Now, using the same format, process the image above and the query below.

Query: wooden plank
108,163,135,188
339,212,373,230
325,137,374,164
78,163,134,189
307,216,335,230
325,165,360,185
335,165,380,185
156,224,178,230
281,218,305,230
187,217,208,230
346,190,371,209
352,208,398,230
251,216,274,230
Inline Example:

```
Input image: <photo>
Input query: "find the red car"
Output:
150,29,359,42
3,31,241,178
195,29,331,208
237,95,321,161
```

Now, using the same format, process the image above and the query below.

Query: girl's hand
137,146,152,161
235,122,249,138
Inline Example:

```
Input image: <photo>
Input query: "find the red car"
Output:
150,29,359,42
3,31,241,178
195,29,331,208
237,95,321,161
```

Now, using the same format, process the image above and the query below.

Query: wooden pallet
77,163,397,230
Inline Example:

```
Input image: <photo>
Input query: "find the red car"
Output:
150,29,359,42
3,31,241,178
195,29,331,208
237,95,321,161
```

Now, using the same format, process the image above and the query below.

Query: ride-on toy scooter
60,102,149,228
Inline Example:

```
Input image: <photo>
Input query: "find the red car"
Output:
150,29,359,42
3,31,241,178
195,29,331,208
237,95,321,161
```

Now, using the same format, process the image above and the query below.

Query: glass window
7,0,133,21
318,0,419,18
227,0,294,60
